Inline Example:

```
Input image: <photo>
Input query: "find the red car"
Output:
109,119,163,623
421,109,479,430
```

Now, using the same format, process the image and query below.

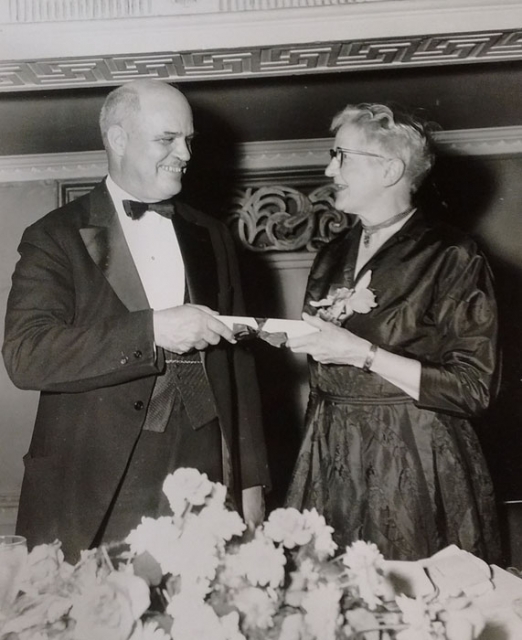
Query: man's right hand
152,304,236,354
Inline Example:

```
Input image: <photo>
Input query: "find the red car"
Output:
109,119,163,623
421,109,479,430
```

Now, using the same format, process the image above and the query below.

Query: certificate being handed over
218,316,319,348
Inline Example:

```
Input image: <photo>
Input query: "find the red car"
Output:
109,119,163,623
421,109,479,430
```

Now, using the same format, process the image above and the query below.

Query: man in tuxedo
3,79,270,561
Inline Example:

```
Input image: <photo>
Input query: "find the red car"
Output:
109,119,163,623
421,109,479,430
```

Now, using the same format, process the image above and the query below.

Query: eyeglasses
329,147,389,167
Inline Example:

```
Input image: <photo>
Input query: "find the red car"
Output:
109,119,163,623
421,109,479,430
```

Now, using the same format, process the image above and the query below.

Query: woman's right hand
289,312,421,400
287,312,372,367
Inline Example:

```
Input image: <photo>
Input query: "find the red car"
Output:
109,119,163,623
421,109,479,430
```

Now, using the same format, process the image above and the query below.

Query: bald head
101,80,194,201
100,80,190,147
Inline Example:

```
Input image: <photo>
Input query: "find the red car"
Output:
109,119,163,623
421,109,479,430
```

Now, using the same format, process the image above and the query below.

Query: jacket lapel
79,182,149,311
79,186,220,311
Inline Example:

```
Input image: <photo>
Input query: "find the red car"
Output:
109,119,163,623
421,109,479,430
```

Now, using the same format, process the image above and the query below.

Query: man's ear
383,158,406,187
106,124,127,157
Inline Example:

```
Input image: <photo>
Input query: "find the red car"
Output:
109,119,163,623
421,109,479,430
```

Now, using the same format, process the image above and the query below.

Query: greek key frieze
2,30,521,91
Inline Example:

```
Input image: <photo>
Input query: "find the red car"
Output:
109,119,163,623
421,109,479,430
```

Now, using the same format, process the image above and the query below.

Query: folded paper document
219,316,319,347
382,545,494,601
422,545,493,598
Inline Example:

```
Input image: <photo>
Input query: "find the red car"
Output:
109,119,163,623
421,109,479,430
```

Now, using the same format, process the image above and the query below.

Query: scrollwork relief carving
227,183,351,252
308,184,351,251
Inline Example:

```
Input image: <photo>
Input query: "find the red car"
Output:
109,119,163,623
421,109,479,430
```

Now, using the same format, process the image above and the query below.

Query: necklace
361,206,416,248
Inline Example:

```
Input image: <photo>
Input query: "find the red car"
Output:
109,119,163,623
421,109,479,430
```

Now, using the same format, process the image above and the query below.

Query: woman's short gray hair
99,84,141,147
331,103,438,192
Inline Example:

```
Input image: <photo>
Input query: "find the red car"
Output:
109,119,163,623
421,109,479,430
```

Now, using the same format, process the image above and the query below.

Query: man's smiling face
119,87,194,202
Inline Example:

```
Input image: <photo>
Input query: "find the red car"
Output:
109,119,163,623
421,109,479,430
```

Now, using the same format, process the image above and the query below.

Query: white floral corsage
310,270,377,325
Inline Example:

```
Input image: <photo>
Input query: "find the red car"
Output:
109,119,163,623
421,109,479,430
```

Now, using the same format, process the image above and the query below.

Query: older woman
286,103,501,562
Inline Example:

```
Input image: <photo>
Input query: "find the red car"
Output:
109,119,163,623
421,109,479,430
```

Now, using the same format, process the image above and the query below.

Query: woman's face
325,123,390,218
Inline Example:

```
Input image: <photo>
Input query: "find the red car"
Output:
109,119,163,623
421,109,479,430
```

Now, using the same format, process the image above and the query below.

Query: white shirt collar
105,174,140,206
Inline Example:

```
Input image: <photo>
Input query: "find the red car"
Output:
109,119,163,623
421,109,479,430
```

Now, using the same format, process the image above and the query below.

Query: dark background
1,62,522,156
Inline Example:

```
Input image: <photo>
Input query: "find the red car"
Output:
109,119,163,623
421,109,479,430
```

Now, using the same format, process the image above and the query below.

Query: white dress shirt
106,176,186,310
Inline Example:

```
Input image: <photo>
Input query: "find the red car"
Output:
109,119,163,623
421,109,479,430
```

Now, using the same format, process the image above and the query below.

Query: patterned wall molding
2,29,522,91
1,126,521,183
0,151,108,183
434,126,522,156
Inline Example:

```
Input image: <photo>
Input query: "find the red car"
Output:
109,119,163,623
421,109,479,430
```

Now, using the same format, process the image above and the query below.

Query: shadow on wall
418,153,498,230
181,104,242,220
420,153,522,564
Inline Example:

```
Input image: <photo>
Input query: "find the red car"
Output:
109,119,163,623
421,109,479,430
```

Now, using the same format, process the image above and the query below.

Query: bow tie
122,199,175,220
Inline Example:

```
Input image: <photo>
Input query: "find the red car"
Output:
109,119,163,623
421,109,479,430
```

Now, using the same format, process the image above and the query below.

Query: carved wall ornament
227,183,351,252
308,184,352,250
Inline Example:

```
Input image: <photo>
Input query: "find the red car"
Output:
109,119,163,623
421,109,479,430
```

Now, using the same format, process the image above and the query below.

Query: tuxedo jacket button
134,400,144,410
120,356,129,365
133,350,142,359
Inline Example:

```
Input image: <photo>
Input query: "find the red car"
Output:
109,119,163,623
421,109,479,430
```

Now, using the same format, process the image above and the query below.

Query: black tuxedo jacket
3,180,269,557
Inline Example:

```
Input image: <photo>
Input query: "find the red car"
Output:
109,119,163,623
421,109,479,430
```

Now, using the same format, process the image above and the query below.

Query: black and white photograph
1,1,522,638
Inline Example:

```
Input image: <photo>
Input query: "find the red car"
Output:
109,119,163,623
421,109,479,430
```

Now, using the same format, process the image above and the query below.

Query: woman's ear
106,124,127,157
383,157,406,187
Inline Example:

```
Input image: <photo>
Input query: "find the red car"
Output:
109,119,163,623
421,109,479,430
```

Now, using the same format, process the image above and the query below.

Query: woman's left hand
287,312,372,366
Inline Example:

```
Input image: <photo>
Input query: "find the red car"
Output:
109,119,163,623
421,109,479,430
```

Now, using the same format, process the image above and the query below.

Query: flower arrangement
0,468,485,640
310,271,377,325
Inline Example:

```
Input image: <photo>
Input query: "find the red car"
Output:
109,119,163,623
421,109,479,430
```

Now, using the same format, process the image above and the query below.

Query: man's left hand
242,485,265,529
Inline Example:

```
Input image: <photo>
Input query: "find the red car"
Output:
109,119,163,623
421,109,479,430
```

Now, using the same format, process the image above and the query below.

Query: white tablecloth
478,566,522,640
384,546,522,640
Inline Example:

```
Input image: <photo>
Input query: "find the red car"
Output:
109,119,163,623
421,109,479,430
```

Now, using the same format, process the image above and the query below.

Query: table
478,566,522,640
383,546,522,640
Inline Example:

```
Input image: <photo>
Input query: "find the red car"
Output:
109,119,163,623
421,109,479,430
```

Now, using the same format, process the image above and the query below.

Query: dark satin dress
286,211,501,562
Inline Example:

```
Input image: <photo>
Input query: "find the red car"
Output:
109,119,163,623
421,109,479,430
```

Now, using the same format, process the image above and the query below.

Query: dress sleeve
417,244,499,418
